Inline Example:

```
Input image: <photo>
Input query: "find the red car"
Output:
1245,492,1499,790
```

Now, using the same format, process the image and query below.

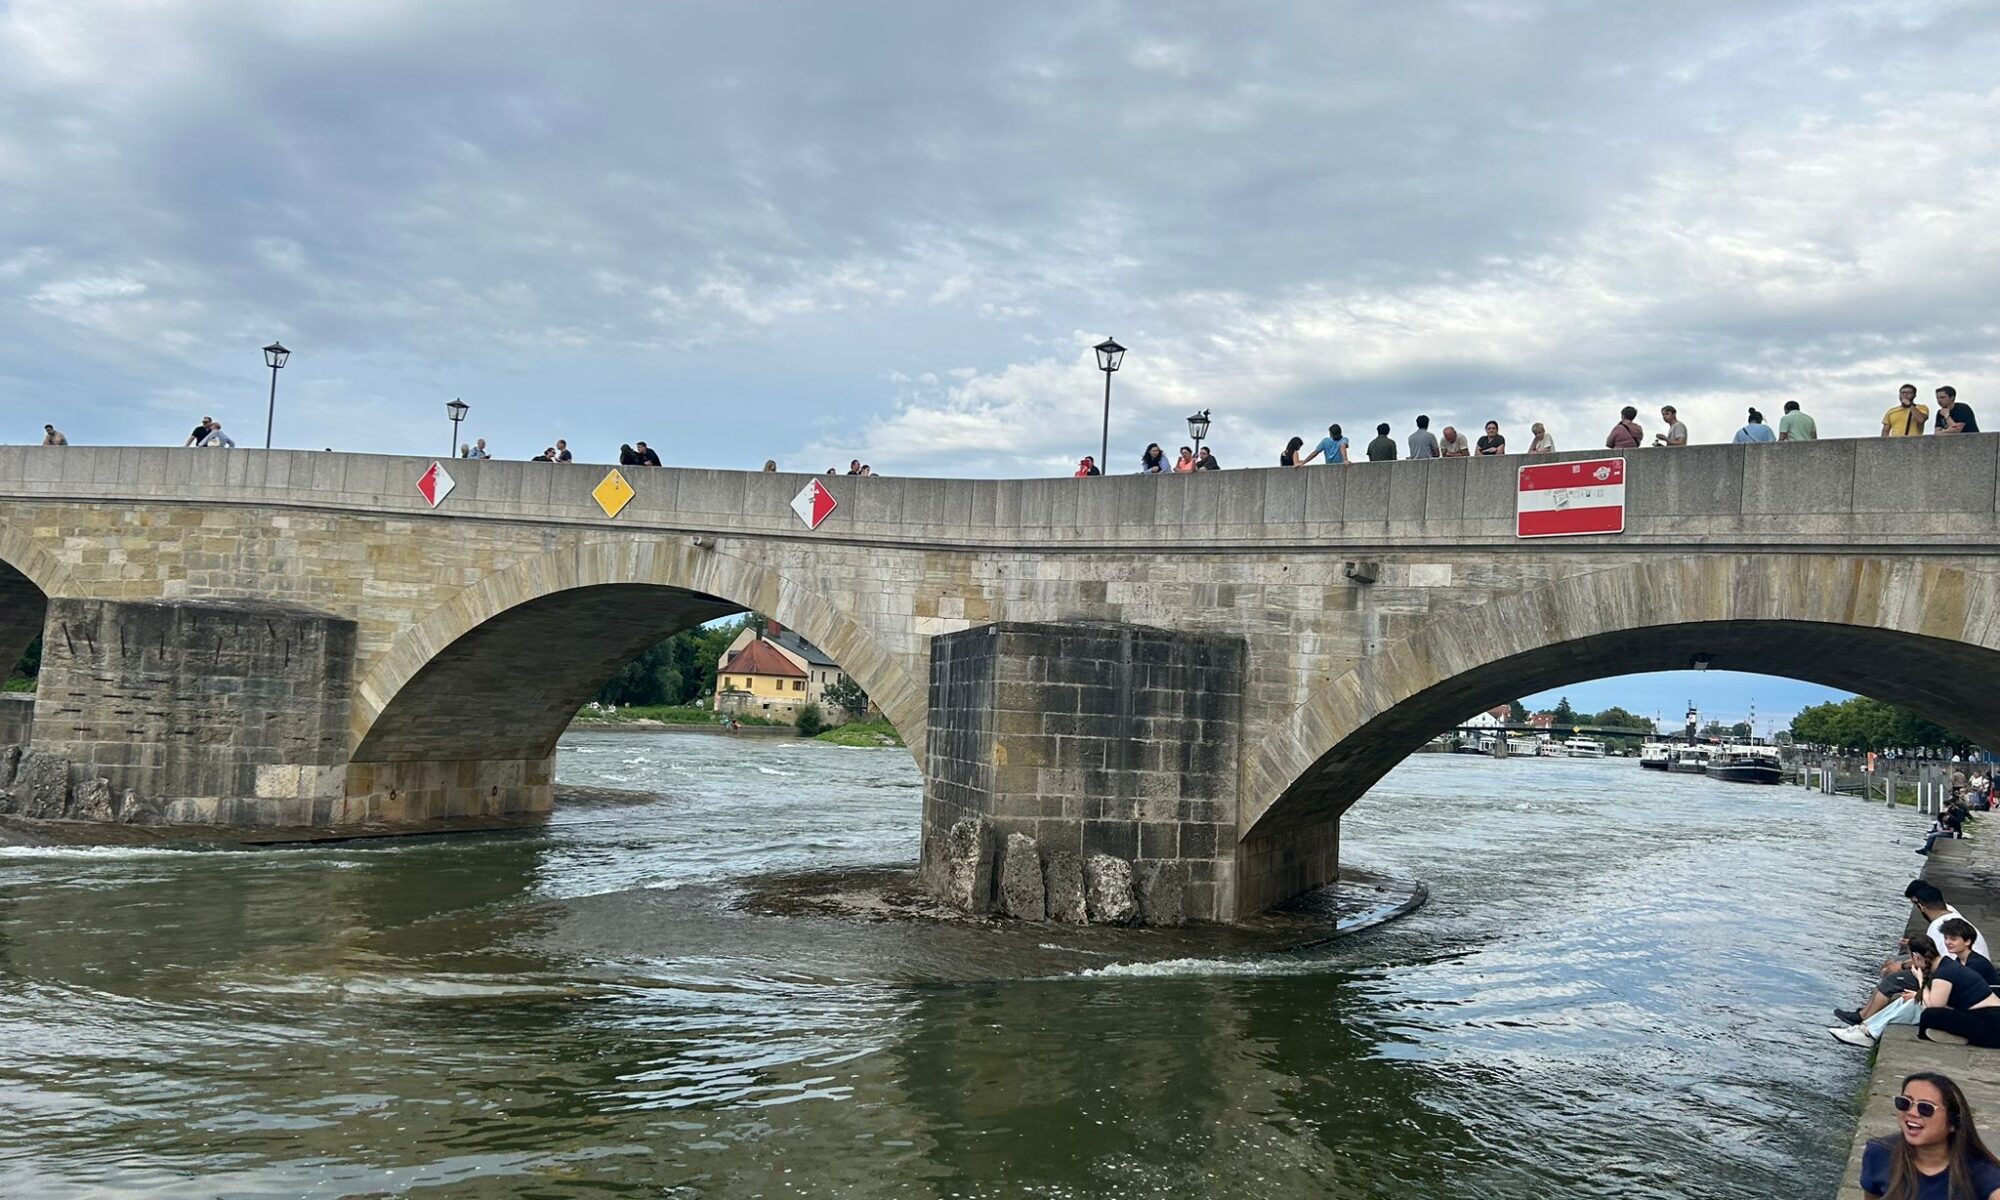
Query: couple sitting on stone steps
1832,880,2000,1048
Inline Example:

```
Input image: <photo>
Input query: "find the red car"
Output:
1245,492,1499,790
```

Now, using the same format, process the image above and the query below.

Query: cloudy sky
5,0,1996,473
4,0,1993,722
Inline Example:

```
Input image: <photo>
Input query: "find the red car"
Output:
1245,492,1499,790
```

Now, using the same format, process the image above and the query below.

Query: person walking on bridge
1408,414,1439,459
1654,406,1688,447
1779,400,1818,441
1733,409,1776,443
1606,406,1644,449
1294,424,1349,467
1883,384,1930,437
1935,386,1979,435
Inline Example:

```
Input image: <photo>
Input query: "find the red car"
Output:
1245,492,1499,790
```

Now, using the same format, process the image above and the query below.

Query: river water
0,732,1929,1198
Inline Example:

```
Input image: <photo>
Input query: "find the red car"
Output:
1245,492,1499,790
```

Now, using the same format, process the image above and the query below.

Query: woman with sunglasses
1861,1071,2000,1199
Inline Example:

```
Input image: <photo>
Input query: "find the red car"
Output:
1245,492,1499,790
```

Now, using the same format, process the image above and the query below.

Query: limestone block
939,818,996,913
16,750,71,819
117,789,161,824
67,777,116,822
1044,850,1087,924
998,832,1047,921
1136,861,1189,927
1084,854,1136,924
255,764,303,799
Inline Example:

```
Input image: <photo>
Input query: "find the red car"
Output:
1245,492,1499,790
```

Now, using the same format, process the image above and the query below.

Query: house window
722,677,732,690
793,680,804,691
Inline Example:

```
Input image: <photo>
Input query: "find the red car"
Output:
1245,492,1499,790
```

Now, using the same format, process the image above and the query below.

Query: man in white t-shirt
1836,881,1989,1027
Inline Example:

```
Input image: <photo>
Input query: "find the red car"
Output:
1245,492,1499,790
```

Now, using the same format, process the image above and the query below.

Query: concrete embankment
1835,830,2000,1199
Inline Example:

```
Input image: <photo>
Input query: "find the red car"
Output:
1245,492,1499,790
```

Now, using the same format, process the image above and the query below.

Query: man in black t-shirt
1936,386,1979,434
184,417,214,447
637,442,662,467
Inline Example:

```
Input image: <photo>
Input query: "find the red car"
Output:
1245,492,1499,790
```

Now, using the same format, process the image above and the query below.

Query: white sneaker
1831,1025,1875,1047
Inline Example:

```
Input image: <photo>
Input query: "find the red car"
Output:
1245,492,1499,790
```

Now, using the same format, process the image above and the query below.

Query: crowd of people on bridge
1081,383,1974,475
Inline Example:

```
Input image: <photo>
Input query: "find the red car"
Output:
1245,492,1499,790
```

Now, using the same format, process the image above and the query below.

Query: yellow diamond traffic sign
592,469,635,518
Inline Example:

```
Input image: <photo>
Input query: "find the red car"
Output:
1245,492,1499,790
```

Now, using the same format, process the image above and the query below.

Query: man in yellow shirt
1882,384,1929,436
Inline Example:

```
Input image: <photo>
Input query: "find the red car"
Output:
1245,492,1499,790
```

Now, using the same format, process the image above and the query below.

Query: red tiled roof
724,638,807,678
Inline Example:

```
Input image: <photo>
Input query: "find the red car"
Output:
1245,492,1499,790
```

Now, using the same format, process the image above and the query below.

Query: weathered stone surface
1084,854,1136,925
117,790,162,825
15,749,70,819
1044,851,1087,924
998,832,1046,921
938,817,996,913
0,743,20,789
67,777,115,822
1136,861,1189,927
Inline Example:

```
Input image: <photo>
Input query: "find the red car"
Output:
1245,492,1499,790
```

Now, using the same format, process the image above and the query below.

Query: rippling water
0,732,1928,1197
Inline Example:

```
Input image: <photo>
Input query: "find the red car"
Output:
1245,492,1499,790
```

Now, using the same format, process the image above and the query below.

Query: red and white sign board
417,461,456,508
790,478,838,530
1516,457,1625,538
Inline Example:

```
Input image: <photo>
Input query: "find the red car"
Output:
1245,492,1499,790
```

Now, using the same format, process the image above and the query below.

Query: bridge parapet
2,437,1997,552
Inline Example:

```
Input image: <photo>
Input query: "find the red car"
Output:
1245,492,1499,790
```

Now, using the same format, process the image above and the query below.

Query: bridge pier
19,598,357,823
922,621,1247,923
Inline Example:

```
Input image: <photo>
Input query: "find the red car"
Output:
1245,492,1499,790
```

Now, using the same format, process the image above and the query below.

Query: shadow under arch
350,539,926,772
1242,555,2000,866
0,559,46,685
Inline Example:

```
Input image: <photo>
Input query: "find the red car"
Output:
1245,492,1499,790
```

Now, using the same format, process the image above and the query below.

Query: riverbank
1835,827,2000,1199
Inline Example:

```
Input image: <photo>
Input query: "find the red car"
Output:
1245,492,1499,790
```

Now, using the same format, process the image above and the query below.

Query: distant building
713,621,861,724
1528,713,1557,730
1463,705,1509,730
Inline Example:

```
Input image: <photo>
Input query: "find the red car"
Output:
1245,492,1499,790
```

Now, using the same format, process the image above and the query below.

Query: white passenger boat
1562,736,1607,758
1639,741,1672,770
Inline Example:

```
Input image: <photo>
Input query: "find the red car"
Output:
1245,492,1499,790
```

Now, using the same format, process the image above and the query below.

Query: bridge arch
0,526,64,685
1240,555,2000,900
347,538,925,813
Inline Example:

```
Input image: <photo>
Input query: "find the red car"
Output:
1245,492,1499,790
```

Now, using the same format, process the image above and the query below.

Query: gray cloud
2,0,1996,471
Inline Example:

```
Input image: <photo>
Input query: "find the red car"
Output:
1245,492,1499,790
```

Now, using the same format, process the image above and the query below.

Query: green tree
11,635,38,680
1506,700,1528,724
1590,707,1652,733
1789,697,1972,755
794,703,826,737
825,675,869,721
1551,696,1576,726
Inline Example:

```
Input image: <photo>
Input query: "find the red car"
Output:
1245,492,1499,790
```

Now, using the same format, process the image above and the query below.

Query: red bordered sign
1516,457,1625,538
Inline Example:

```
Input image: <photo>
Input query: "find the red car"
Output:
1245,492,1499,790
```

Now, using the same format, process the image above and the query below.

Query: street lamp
446,398,470,458
1093,337,1125,470
1187,408,1211,459
261,341,290,449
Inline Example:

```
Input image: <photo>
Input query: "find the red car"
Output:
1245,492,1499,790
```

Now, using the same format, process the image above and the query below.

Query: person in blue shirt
1733,408,1777,443
1294,423,1349,467
1858,1070,2000,1199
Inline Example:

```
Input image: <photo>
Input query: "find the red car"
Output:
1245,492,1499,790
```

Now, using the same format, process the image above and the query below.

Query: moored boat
1705,743,1782,785
1667,745,1712,774
1639,741,1672,770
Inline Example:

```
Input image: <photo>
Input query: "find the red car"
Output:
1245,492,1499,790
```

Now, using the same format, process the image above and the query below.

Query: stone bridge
3,439,1999,921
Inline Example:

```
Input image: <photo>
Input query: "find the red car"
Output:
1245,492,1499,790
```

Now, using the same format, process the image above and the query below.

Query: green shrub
794,704,826,738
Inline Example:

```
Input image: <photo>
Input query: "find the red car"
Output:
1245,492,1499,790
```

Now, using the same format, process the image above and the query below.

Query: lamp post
261,341,290,449
1187,408,1211,459
1093,337,1125,471
446,398,470,458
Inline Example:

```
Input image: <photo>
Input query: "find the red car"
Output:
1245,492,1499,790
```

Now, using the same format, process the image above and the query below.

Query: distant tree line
1789,697,1972,756
594,619,750,708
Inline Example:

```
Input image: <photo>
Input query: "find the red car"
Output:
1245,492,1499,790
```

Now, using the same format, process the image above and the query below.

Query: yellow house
714,636,811,720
